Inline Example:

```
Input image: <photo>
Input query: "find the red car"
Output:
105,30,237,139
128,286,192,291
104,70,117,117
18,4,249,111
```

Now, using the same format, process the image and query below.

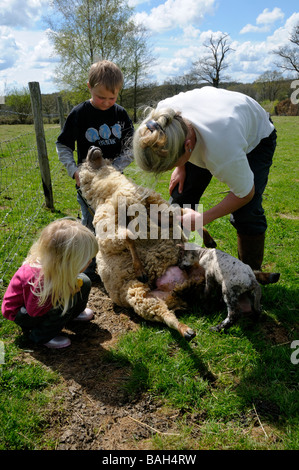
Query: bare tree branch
191,33,234,88
273,22,299,76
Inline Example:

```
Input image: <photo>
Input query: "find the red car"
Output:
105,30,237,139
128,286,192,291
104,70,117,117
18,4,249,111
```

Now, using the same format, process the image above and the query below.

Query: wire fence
0,125,76,289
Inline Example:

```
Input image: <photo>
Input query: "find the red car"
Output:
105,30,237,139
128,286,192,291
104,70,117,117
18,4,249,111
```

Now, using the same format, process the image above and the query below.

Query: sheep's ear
87,146,105,169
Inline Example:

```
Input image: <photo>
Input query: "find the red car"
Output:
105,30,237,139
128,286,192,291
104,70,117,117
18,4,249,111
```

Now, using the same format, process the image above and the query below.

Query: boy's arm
112,148,134,171
112,114,134,171
56,142,78,180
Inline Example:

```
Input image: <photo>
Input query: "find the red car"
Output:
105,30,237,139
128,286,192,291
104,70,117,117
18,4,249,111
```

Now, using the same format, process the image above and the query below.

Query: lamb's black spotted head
86,146,106,170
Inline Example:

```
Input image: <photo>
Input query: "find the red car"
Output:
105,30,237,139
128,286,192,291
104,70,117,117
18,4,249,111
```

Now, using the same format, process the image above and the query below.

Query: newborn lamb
179,243,280,331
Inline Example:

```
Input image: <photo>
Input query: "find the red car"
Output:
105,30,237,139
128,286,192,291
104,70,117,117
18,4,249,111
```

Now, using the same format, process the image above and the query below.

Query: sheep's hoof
181,327,196,341
137,273,148,283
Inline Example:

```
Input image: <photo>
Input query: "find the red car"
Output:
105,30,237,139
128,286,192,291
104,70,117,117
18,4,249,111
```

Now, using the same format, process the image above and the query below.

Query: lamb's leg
251,284,262,320
254,271,280,285
202,227,217,248
211,288,261,332
210,315,235,332
126,282,196,341
210,302,239,332
210,290,240,332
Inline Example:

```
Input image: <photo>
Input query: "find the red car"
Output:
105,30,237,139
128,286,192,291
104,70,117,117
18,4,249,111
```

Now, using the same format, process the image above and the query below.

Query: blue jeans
171,129,277,235
77,190,94,231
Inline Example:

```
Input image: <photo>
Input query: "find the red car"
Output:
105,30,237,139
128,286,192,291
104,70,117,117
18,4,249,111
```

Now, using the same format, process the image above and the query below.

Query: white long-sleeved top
157,87,274,198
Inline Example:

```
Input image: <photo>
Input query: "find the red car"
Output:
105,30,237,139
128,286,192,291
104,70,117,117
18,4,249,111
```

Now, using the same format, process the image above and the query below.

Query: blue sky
0,0,298,94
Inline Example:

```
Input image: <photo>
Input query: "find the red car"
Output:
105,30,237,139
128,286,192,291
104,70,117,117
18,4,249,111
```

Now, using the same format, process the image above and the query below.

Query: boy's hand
74,171,80,187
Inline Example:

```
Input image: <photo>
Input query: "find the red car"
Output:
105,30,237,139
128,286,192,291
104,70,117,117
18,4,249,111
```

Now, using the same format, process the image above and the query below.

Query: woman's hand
178,207,203,231
177,185,255,231
169,165,186,195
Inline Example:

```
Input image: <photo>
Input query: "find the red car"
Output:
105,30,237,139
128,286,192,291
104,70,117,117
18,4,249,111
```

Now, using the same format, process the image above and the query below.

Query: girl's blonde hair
133,107,188,174
25,218,99,314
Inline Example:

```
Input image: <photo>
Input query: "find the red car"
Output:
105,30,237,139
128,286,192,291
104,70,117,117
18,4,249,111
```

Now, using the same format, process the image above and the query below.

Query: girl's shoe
74,308,94,322
44,336,71,349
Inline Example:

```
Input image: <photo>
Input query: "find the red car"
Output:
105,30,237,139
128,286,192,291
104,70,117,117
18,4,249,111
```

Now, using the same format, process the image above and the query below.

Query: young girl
1,218,99,349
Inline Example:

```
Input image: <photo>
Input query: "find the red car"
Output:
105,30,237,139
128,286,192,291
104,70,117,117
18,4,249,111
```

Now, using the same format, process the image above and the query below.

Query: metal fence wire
0,127,67,286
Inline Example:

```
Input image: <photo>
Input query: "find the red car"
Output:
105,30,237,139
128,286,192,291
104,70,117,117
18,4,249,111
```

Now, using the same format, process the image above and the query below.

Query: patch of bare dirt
19,282,292,450
24,282,184,450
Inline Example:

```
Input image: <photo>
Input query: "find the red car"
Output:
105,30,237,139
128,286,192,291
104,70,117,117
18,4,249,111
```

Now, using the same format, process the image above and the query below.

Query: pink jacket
1,264,52,321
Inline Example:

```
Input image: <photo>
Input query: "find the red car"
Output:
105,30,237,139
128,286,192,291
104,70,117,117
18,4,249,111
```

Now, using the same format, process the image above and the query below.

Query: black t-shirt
57,100,134,164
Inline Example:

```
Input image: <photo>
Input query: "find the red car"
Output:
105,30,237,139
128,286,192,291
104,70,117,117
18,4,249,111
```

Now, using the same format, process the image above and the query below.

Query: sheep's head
86,146,106,170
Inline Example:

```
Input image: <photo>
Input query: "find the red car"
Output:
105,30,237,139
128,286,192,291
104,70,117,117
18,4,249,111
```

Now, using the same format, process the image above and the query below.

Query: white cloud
152,11,299,84
256,7,284,25
128,0,150,7
0,26,21,71
240,24,270,34
0,28,58,93
31,31,59,65
133,0,216,33
229,13,299,81
0,0,49,27
182,25,201,41
240,7,285,34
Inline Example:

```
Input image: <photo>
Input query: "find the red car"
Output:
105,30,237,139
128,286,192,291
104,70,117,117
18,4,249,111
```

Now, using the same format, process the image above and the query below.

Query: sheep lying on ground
179,243,280,331
79,147,215,341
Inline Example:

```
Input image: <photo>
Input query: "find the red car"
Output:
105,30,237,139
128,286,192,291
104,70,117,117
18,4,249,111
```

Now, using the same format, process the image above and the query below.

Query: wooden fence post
57,95,65,129
29,81,54,210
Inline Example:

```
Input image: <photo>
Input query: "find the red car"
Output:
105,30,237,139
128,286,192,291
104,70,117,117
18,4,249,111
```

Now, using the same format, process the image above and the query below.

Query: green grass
0,125,79,286
0,117,298,450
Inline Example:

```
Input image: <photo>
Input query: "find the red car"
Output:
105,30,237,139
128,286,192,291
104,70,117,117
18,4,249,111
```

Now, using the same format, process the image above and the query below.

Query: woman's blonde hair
133,107,188,174
25,218,98,314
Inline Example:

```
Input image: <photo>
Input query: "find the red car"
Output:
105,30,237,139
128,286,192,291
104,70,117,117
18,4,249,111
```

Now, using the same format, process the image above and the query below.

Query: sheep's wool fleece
79,162,186,306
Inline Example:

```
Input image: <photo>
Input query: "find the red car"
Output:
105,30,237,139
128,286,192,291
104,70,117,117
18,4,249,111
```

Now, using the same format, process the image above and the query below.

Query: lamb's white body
179,243,262,330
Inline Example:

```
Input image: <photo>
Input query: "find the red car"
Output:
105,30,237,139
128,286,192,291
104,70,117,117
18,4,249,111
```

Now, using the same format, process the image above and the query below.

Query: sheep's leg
115,226,148,283
126,237,148,283
126,282,196,341
94,208,148,283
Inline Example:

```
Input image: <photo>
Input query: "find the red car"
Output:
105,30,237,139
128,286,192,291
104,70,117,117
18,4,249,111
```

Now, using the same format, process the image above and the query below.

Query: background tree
121,25,157,122
5,87,32,124
254,71,285,102
273,22,299,76
191,33,234,88
46,0,136,96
